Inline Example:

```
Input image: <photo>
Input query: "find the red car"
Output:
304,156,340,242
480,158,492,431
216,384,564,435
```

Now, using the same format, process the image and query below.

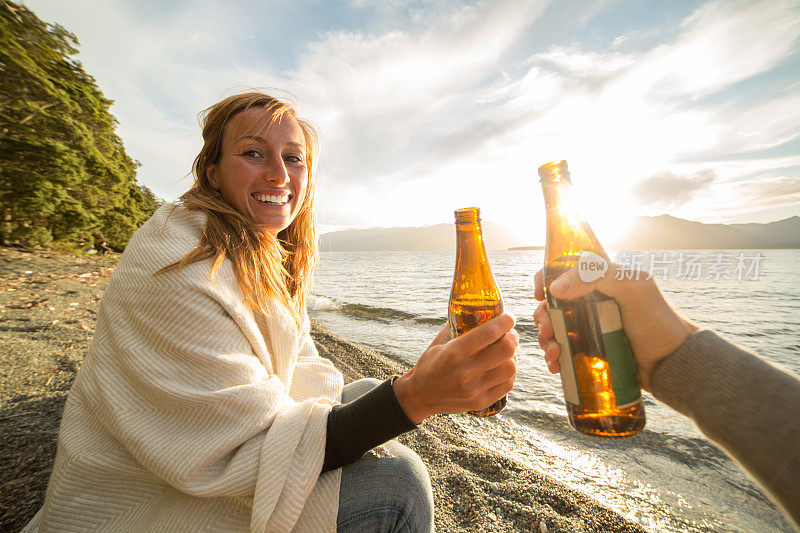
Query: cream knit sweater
23,203,344,532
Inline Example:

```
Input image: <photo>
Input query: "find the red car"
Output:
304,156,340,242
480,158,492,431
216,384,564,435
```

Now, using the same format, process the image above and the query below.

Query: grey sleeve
651,329,800,528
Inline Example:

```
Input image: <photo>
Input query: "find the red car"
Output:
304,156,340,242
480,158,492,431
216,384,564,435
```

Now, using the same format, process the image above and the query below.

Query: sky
22,0,800,245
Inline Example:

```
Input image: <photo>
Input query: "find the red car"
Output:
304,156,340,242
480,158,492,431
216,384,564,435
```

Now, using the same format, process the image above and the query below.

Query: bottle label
595,299,641,407
547,299,641,408
547,307,581,406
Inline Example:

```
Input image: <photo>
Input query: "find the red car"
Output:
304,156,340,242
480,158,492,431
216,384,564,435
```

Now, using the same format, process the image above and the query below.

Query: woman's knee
383,441,432,509
338,441,433,532
341,377,383,403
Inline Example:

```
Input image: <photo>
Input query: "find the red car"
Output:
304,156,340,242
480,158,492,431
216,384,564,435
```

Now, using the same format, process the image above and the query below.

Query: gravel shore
0,246,644,532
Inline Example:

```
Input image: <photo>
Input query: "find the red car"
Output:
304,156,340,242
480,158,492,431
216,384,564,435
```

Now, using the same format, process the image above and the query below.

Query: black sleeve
322,377,418,473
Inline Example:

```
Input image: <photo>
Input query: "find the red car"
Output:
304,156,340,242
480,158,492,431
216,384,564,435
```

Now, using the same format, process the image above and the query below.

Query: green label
601,329,641,406
548,299,641,409
596,299,641,407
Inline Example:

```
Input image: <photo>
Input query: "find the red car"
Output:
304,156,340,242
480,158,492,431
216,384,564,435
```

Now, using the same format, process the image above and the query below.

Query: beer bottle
448,207,506,417
539,160,645,437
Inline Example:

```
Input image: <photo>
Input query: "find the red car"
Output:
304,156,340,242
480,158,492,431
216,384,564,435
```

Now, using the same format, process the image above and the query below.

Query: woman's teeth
252,193,289,205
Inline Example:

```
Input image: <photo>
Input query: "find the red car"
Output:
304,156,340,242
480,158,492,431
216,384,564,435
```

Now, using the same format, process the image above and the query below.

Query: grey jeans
336,378,435,532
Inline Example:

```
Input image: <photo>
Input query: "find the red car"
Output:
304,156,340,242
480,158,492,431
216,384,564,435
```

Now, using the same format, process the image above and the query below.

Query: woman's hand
533,264,697,391
393,314,518,424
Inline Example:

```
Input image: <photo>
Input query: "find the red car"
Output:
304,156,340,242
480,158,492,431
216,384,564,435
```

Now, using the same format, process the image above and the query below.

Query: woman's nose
265,156,290,186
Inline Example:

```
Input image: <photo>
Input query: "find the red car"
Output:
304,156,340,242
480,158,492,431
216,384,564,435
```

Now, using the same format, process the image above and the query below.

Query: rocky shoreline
0,246,644,532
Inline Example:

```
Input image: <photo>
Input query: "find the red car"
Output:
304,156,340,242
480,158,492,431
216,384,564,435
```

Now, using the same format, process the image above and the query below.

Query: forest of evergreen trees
0,0,161,251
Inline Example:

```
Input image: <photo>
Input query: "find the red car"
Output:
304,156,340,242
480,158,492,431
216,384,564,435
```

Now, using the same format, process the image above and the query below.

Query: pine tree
0,0,161,250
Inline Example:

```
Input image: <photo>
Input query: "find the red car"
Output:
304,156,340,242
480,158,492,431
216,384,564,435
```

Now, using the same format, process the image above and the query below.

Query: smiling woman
172,94,320,328
22,90,519,533
207,108,309,234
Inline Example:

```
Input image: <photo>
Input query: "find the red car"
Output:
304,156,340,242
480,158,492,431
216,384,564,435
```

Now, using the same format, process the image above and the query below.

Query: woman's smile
250,191,291,206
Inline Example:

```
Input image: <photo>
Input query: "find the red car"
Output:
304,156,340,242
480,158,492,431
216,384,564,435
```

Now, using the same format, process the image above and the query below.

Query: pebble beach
0,246,644,532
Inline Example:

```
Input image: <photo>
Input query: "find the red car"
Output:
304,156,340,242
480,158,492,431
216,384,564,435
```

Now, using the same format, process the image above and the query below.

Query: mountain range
318,221,526,251
609,215,800,250
318,215,800,251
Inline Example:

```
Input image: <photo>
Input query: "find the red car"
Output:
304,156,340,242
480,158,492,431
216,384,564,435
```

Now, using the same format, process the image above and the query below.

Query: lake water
309,249,800,532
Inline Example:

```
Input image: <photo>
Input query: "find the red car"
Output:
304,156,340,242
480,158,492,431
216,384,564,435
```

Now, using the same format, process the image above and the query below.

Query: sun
577,189,637,249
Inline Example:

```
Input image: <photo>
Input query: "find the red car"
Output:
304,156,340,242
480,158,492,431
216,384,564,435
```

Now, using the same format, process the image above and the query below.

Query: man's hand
533,264,697,390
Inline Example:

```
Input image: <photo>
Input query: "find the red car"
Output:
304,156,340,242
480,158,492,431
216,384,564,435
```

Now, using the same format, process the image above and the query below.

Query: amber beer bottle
539,160,645,437
448,207,506,417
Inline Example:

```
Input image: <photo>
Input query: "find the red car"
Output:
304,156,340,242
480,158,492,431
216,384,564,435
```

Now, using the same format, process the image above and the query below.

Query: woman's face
207,108,308,235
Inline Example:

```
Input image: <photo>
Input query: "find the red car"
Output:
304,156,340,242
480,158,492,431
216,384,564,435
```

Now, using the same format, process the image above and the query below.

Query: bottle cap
538,160,571,183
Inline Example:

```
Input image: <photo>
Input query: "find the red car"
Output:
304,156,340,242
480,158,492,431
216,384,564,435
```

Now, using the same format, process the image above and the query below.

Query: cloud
646,165,800,223
532,47,637,77
280,0,551,225
22,0,800,232
288,0,549,162
616,0,800,102
632,170,717,209
668,155,800,185
298,0,800,229
714,93,800,156
732,176,800,208
474,0,800,224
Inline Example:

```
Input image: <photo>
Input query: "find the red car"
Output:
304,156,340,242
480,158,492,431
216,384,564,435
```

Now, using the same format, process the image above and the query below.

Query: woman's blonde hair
160,91,318,328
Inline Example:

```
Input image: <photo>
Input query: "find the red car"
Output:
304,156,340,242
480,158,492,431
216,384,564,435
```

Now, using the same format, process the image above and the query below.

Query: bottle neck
451,210,501,303
541,178,574,211
539,160,577,218
453,208,487,264
454,217,488,268
540,178,607,266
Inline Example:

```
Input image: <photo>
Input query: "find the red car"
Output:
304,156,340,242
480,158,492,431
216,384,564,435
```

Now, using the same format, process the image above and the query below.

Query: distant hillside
611,215,800,250
318,222,524,251
318,215,800,251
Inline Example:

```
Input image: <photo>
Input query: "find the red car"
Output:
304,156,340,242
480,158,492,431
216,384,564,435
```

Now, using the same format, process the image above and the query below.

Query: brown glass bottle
539,161,645,437
448,207,506,417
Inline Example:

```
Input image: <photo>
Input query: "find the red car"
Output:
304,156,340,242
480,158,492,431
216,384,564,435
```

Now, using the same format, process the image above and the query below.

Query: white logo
578,251,608,282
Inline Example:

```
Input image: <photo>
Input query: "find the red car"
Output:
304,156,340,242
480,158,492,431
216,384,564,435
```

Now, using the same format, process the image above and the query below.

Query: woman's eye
285,154,304,164
242,149,263,158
